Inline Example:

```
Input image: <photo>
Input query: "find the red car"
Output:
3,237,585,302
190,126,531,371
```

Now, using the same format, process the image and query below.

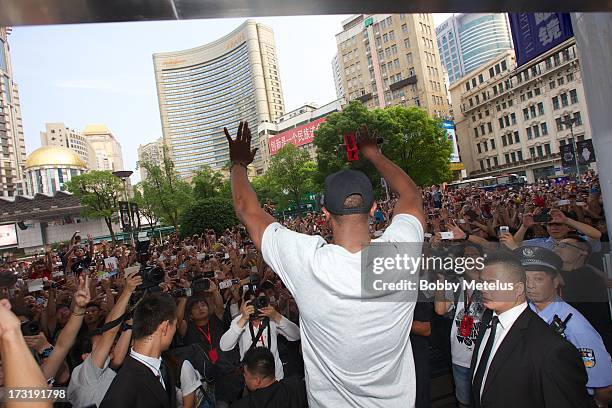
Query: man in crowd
226,122,425,407
471,252,589,407
231,347,307,408
519,246,612,407
100,293,178,408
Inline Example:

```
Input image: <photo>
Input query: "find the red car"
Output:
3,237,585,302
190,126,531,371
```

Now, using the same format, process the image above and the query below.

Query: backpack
170,343,215,386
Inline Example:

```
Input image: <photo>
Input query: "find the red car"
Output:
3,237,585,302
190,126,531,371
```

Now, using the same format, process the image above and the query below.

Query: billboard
0,224,18,248
576,140,596,165
508,13,574,67
268,117,326,156
442,120,460,163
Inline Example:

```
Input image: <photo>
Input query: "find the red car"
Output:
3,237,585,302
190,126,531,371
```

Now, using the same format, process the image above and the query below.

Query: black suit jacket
99,356,177,408
470,306,590,408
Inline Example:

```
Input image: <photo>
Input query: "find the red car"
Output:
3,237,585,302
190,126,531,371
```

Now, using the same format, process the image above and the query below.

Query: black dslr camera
249,295,270,321
136,237,165,291
21,320,41,336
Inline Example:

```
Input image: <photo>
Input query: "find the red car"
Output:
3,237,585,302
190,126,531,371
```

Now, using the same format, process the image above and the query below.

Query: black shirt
230,376,307,408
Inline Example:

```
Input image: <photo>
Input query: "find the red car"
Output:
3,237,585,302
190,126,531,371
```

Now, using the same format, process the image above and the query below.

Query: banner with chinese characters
268,117,326,156
508,13,574,67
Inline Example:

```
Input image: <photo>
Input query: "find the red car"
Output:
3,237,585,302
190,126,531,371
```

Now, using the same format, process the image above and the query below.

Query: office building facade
40,122,95,169
0,27,27,198
137,137,165,179
153,20,285,178
82,124,124,172
331,54,345,100
335,14,449,118
450,40,591,182
436,14,512,84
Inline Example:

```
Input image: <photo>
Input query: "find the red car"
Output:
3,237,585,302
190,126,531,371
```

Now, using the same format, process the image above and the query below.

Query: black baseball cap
321,169,375,215
515,246,563,274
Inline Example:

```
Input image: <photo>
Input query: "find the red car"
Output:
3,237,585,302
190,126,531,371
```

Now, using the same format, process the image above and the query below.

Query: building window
517,150,523,161
502,134,507,146
490,138,496,149
487,122,493,133
567,72,574,82
508,133,513,145
561,93,569,107
537,102,544,116
484,141,489,152
514,131,520,143
480,124,485,135
537,145,543,157
402,23,408,33
477,143,482,153
553,96,560,110
501,60,507,71
511,113,516,125
541,122,548,136
544,143,552,155
504,116,510,127
499,118,504,129
479,74,484,83
534,87,541,96
505,153,510,163
557,77,564,86
533,125,540,138
523,108,529,120
527,127,533,139
574,111,582,126
480,160,485,171
511,152,517,162
530,147,536,158
556,118,563,131
549,81,556,90
570,89,578,104
489,67,495,78
487,158,491,168
530,105,537,118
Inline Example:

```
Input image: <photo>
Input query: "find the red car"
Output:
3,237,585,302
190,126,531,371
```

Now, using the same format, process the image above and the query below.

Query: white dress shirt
130,348,165,390
474,302,528,397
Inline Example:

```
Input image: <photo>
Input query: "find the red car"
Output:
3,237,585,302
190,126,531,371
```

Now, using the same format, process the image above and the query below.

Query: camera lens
21,320,41,336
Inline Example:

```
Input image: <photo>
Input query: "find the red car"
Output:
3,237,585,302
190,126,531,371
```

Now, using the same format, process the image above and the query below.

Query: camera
21,320,41,336
191,278,210,293
139,265,165,290
171,287,193,298
249,295,270,320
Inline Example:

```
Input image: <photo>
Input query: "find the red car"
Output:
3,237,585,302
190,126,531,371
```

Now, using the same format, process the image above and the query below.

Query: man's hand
0,298,22,341
24,332,51,353
224,121,257,166
238,301,255,327
499,232,519,250
549,209,568,224
356,124,381,161
522,213,535,228
74,274,91,309
125,274,143,293
448,221,467,240
259,305,282,324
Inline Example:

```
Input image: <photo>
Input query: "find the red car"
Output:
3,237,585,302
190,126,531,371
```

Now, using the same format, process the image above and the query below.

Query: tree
179,197,239,237
192,165,225,200
137,148,192,230
314,101,453,187
65,171,124,244
132,184,160,233
266,144,319,214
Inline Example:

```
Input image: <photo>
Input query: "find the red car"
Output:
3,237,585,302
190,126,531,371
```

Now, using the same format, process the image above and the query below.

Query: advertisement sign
509,13,574,67
0,223,18,248
576,140,596,165
442,120,460,163
119,201,132,231
268,117,326,156
560,143,576,168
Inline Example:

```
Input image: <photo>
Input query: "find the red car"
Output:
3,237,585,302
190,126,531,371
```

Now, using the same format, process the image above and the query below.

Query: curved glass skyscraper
153,20,285,178
436,14,512,84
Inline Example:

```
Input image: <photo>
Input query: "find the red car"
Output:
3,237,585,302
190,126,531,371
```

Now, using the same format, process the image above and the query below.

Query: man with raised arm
225,122,425,407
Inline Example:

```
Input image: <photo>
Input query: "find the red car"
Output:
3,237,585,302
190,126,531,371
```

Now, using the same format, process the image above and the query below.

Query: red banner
268,117,326,155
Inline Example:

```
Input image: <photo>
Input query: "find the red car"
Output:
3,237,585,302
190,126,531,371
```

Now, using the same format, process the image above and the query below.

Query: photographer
0,298,51,408
68,273,141,408
219,291,300,381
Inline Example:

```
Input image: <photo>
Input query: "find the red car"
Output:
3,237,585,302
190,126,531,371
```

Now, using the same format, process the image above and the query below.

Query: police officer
517,246,612,407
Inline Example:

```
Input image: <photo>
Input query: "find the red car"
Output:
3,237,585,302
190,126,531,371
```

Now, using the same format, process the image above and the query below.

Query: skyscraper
0,27,27,198
331,54,345,100
436,14,512,84
335,14,449,118
153,20,285,178
137,138,165,180
82,124,124,171
40,122,95,169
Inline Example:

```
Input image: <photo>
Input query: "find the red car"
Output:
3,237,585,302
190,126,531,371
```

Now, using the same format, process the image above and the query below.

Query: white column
571,13,612,238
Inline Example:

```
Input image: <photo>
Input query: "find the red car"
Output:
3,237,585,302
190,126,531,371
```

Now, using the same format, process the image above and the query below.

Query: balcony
389,75,417,91
356,93,373,103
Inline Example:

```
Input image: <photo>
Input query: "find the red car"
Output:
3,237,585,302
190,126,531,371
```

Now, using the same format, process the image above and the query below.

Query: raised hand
356,124,381,160
74,274,91,309
224,121,258,166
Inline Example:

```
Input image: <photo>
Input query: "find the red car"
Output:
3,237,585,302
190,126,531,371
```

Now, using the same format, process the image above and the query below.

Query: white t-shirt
449,288,486,368
175,360,203,408
262,214,424,408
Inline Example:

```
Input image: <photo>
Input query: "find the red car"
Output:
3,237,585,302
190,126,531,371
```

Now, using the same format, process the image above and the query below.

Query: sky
8,13,453,182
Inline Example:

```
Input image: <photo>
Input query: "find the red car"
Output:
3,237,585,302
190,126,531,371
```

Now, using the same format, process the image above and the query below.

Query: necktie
472,315,499,408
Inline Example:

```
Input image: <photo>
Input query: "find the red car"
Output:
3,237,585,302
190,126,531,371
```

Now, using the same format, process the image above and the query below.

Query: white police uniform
529,299,612,394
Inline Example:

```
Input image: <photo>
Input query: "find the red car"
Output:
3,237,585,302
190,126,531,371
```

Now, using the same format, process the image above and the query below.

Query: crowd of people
0,121,610,407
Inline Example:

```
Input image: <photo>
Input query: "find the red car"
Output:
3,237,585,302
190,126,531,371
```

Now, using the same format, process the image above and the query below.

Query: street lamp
560,116,580,177
112,170,134,244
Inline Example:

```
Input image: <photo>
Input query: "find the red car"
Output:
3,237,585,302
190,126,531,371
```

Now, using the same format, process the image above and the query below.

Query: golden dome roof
83,124,111,135
25,146,87,169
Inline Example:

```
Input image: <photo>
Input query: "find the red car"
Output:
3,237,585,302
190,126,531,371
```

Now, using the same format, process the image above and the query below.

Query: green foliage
265,144,320,212
137,148,193,229
314,100,453,187
192,165,225,200
65,170,124,242
179,196,239,237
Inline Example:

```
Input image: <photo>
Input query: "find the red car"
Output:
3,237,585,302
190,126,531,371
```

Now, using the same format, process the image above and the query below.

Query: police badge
578,348,596,368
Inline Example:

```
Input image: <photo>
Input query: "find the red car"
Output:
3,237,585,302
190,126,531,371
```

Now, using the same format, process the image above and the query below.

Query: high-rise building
82,124,124,171
335,14,450,118
331,54,345,100
40,123,95,169
153,20,285,178
137,138,165,180
436,14,512,84
0,27,27,198
450,40,591,182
